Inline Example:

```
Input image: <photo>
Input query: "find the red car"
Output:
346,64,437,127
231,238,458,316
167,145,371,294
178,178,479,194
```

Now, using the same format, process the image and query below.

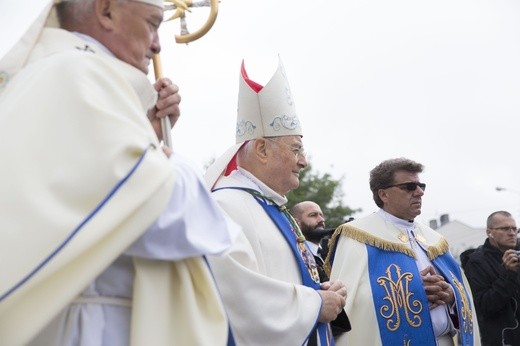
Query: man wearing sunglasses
326,157,479,345
463,210,520,345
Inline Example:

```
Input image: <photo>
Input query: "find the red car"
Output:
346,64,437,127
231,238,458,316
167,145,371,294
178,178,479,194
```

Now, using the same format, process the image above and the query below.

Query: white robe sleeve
125,153,240,260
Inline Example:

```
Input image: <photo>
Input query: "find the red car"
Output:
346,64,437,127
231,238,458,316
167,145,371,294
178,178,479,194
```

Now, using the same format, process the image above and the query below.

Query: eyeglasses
383,182,426,192
265,138,307,160
489,226,519,233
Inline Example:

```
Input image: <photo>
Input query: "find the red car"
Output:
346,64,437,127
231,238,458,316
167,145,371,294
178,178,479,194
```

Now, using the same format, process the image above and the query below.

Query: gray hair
56,0,129,27
55,0,96,26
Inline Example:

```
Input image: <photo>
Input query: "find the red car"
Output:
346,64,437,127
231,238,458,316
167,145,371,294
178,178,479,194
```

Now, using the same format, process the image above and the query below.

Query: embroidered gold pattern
377,264,423,331
397,232,408,243
323,224,449,277
450,272,473,335
415,234,426,243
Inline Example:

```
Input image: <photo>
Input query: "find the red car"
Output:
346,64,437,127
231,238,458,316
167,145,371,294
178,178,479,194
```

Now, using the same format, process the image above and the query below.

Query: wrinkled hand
320,280,347,299
421,266,454,310
502,249,520,272
147,78,181,142
317,280,346,323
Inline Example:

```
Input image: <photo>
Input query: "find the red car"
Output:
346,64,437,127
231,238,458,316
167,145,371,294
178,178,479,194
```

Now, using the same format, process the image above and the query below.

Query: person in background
204,57,347,345
463,210,520,345
326,157,480,346
291,201,351,339
0,0,239,344
291,201,332,280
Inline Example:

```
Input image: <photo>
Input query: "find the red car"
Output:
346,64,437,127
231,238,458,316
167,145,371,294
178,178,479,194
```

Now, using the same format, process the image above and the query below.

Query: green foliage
286,163,361,228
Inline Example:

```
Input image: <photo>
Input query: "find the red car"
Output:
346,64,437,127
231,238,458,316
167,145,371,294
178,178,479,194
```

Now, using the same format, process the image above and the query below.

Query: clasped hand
421,266,454,310
317,280,347,323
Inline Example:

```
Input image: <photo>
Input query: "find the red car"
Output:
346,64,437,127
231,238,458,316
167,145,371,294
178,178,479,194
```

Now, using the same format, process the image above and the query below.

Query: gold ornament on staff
153,0,219,148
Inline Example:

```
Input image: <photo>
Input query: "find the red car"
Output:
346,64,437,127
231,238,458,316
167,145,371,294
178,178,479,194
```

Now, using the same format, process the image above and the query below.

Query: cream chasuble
208,169,324,345
0,28,228,345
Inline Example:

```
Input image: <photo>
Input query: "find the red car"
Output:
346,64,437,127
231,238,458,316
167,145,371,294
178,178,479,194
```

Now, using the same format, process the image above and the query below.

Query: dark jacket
463,239,520,346
307,252,351,346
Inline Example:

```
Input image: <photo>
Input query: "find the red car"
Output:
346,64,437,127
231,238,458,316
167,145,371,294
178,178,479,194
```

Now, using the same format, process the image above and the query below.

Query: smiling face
264,135,308,196
104,0,163,74
378,170,424,221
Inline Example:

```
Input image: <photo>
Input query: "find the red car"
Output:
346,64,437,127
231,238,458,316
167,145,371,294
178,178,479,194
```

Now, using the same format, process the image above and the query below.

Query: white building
430,214,487,264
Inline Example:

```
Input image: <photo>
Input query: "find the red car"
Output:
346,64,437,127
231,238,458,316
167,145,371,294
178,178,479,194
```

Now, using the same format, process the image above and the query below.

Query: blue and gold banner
366,245,475,346
367,246,436,346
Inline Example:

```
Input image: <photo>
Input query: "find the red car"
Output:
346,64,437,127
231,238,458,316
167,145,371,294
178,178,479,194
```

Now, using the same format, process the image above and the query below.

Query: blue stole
366,246,474,345
367,246,436,345
431,254,474,345
214,187,333,346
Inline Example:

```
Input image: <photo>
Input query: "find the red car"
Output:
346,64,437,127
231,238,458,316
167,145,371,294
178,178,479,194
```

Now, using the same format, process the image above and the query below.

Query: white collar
232,167,288,206
377,208,415,231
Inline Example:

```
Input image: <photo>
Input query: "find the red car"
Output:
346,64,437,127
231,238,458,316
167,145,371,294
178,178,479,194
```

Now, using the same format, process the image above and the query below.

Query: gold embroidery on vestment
415,234,426,243
397,232,408,243
323,224,450,279
377,263,423,331
450,272,473,335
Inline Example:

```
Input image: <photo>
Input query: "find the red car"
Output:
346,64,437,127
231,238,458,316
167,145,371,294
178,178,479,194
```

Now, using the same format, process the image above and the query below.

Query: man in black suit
291,201,331,281
291,201,351,341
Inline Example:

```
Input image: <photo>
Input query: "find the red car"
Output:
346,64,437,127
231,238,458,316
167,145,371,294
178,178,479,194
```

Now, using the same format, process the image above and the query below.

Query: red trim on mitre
224,141,248,176
241,60,263,93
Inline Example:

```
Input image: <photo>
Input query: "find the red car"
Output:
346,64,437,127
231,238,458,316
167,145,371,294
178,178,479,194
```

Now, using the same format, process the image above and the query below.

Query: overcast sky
8,0,519,229
155,0,520,228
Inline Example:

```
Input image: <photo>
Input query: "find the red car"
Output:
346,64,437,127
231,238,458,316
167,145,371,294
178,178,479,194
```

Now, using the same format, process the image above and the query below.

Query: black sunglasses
384,182,426,192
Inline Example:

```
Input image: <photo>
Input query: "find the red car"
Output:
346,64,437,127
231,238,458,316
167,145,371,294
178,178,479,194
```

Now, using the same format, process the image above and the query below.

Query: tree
286,162,361,228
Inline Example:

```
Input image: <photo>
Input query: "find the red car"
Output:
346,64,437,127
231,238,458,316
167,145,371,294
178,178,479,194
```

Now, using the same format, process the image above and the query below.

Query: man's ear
378,188,388,204
95,0,116,29
254,138,269,163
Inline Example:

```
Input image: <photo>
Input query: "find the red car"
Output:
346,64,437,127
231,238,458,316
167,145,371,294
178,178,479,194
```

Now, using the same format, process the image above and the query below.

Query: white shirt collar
377,208,415,231
232,167,288,206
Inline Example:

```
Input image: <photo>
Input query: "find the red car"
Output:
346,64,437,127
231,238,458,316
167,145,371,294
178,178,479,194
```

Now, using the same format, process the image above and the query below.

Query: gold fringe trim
425,237,450,261
345,226,416,257
323,224,450,276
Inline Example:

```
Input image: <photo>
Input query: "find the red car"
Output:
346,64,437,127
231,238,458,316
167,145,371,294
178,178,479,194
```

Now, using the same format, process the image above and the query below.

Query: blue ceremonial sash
367,246,436,346
214,187,333,346
431,254,475,345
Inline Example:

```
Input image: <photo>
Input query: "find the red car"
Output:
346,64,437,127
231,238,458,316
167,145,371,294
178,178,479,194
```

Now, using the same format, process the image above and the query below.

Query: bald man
291,201,328,262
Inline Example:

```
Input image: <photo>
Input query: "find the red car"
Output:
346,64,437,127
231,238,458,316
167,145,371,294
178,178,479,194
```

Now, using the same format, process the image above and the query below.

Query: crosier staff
153,0,219,148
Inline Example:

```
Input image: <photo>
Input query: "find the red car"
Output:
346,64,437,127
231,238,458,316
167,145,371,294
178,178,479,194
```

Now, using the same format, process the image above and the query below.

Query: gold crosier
152,0,219,148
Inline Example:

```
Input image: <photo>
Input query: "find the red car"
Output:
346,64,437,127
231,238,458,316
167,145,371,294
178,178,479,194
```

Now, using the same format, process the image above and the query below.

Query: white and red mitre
205,56,303,189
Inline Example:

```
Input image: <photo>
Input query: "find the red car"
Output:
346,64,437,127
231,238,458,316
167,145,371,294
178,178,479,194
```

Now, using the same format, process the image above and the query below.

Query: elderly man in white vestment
326,157,480,346
204,58,347,346
0,0,240,345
